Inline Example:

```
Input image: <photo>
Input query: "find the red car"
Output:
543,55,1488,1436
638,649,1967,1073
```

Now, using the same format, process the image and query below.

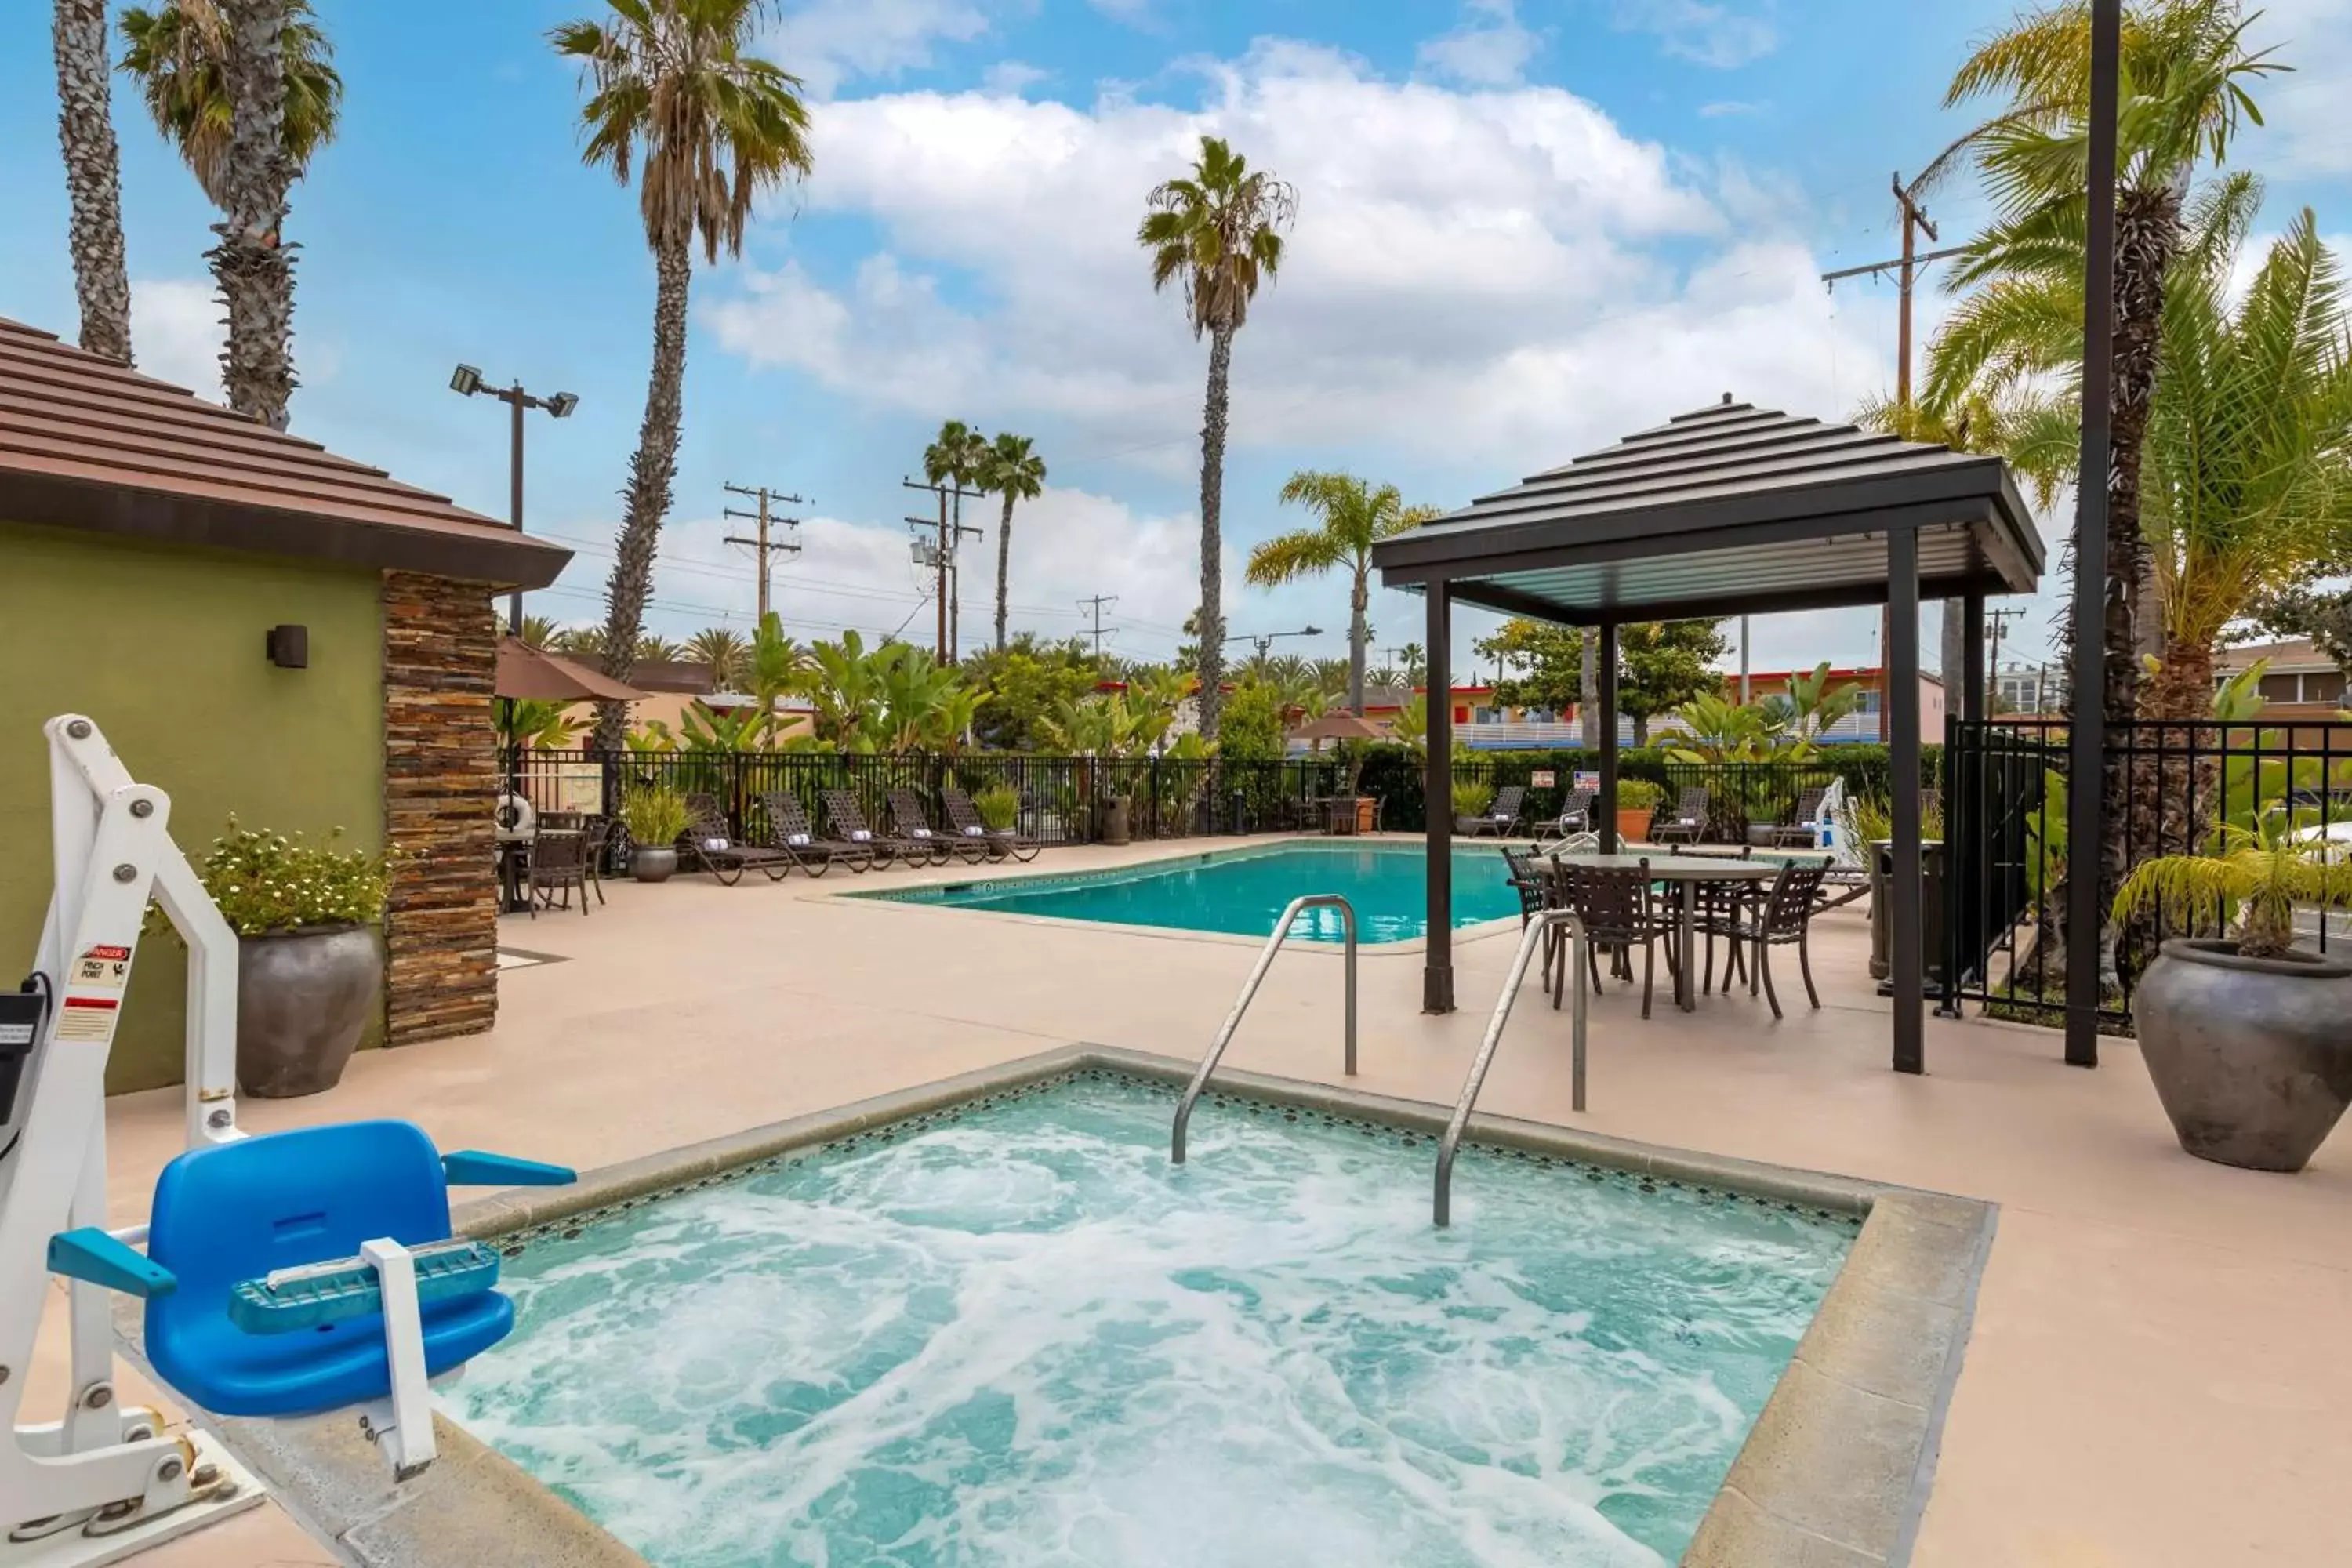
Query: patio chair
889,788,985,865
1532,789,1595,850
580,814,614,906
1457,783,1526,838
1501,845,1569,993
942,786,1043,862
525,828,589,917
1672,842,1755,993
1650,786,1711,845
1765,787,1828,849
1555,858,1678,1019
1728,857,1831,1018
678,793,793,886
821,789,928,869
757,792,875,877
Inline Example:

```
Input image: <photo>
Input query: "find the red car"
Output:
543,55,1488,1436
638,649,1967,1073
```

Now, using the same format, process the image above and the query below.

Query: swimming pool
859,841,1522,942
452,1072,1856,1567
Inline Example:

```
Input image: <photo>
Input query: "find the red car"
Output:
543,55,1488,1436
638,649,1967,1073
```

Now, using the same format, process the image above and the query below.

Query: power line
903,475,984,663
720,482,804,621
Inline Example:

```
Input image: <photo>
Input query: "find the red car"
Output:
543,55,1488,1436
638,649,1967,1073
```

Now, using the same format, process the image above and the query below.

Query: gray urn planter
631,845,678,883
2134,938,2352,1173
238,924,383,1099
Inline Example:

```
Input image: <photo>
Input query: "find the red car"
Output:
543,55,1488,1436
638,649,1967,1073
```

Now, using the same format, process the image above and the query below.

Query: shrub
972,783,1022,830
1615,778,1664,811
1450,779,1495,818
620,786,689,846
191,819,390,938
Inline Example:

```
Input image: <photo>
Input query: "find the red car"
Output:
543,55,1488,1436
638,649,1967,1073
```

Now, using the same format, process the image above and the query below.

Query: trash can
1868,839,1947,987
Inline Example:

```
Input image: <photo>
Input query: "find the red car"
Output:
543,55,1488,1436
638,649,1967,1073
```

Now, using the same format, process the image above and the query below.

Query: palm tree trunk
994,492,1015,652
1195,322,1235,739
1347,565,1368,715
53,0,133,365
211,0,296,428
593,234,693,747
2098,184,2183,985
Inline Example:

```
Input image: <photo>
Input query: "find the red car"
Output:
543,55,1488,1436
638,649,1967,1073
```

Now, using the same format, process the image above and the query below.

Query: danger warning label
71,945,132,990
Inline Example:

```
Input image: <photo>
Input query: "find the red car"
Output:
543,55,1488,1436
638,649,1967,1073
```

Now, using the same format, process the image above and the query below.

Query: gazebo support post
1889,532,1925,1073
1940,591,1988,1019
1597,622,1620,851
1423,580,1455,1013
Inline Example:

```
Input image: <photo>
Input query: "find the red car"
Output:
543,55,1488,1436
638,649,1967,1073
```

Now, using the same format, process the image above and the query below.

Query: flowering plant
191,819,391,937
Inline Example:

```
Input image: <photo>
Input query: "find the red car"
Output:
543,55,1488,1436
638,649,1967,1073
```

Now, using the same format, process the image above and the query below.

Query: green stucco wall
0,521,385,1093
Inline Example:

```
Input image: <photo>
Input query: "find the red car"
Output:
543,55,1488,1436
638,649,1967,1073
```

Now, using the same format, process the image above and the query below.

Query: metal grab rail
1434,909,1587,1227
1171,894,1357,1163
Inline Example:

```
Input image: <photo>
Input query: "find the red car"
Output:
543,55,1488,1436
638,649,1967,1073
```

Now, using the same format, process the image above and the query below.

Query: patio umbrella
1288,711,1386,744
495,635,645,702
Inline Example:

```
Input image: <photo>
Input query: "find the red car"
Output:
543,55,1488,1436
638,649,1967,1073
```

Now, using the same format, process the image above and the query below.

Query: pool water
452,1075,1853,1568
862,842,1522,942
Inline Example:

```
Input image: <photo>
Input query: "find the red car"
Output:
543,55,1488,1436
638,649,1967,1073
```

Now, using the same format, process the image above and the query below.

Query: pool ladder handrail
1171,893,1356,1163
1434,909,1588,1228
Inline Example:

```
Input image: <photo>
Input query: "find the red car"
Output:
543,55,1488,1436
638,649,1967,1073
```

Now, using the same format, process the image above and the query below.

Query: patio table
1544,851,1779,1013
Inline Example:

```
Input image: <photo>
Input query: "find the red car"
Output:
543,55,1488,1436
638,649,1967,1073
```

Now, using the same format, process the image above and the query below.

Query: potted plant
191,821,390,1098
620,786,688,882
972,783,1022,833
2114,824,2352,1172
1613,779,1662,846
1450,778,1495,825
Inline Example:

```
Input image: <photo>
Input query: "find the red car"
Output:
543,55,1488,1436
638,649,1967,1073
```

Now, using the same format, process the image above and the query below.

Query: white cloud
706,41,1882,474
1699,100,1763,118
1417,0,1542,89
1610,1,1777,69
772,0,996,97
981,59,1049,96
129,278,223,402
2246,0,2352,176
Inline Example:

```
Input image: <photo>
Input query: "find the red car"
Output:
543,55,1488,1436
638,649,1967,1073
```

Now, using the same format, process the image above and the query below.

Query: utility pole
1076,594,1120,660
722,483,804,622
1984,605,2024,710
1739,615,1751,705
902,476,982,663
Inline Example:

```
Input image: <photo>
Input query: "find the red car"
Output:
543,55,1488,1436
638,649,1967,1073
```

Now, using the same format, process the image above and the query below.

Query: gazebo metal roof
1374,397,2042,621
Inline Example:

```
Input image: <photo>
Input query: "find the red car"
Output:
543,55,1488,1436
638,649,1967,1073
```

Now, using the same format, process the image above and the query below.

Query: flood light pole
450,365,578,636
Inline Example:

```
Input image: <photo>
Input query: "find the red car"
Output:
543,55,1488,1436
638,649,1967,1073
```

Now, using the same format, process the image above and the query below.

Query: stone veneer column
381,572,498,1044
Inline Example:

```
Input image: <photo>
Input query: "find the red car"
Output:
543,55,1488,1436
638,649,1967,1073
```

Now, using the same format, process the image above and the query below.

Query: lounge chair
679,794,793,886
1534,788,1595,850
1765,787,1828,849
757,792,876,877
942,786,1042,862
889,788,985,865
820,789,927,868
1457,783,1526,838
1650,786,1711,845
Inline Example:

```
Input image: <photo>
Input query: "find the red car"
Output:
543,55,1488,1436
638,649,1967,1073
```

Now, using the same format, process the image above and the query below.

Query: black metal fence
502,748,1348,849
1941,717,2352,1029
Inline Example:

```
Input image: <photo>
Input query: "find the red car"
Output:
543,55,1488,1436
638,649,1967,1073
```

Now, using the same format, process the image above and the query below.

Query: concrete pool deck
82,833,2352,1565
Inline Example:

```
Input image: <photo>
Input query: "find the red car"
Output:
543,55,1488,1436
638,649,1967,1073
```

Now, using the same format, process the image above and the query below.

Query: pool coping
805,833,1531,955
146,1043,1995,1568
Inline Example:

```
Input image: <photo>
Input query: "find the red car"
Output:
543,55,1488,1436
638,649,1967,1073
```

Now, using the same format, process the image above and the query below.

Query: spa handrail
1434,909,1587,1228
1171,894,1356,1163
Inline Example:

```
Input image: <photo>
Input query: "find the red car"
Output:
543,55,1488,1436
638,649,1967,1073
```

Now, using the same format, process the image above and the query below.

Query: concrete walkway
94,837,2352,1566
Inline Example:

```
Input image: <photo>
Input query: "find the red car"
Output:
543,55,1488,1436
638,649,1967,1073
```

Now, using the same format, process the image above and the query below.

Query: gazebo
1373,397,2044,1071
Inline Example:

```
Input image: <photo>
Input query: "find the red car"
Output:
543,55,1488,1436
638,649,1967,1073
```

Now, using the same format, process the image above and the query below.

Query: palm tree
922,419,991,656
976,432,1046,652
121,0,342,425
1245,470,1434,714
2140,213,2352,718
521,612,566,647
553,0,813,744
1138,134,1296,739
684,626,748,688
634,632,685,662
53,0,134,363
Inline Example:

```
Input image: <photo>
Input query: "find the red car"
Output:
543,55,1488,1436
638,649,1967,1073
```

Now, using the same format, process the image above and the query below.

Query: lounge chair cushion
963,826,987,837
786,833,811,847
849,829,873,841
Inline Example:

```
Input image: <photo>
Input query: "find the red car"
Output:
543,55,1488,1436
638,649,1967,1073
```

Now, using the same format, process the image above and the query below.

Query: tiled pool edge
141,1043,1991,1568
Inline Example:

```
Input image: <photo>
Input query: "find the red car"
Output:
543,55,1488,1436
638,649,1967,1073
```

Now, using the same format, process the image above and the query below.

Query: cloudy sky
5,0,2349,679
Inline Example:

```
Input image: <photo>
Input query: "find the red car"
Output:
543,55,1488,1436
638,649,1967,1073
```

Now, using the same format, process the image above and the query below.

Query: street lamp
450,364,578,635
1228,625,1323,661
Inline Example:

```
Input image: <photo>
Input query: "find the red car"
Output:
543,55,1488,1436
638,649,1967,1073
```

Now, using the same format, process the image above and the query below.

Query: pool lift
0,716,573,1564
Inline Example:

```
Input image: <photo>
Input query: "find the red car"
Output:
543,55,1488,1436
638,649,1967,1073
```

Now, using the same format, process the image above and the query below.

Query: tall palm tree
521,612,566,647
634,632,686,662
1138,134,1296,739
553,0,813,745
1245,470,1434,714
977,431,1046,652
54,0,134,364
684,625,748,688
121,0,342,425
921,419,990,658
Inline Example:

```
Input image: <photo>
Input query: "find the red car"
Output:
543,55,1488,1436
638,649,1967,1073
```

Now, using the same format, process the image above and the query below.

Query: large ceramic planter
2133,938,2352,1172
1614,808,1653,847
237,924,382,1099
631,845,677,883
